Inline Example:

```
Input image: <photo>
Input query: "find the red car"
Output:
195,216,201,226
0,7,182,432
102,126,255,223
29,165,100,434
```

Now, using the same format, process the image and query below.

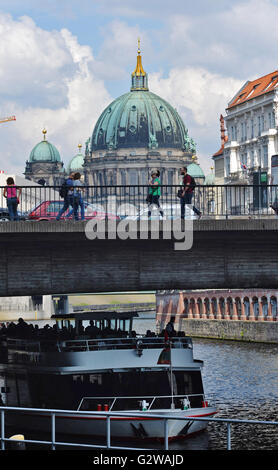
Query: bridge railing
1,405,278,450
0,184,278,219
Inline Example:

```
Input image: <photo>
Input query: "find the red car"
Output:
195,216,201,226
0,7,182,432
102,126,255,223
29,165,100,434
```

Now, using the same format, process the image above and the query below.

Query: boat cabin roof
51,310,139,322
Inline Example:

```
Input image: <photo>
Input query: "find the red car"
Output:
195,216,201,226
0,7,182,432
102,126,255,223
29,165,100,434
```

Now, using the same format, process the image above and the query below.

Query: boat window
73,375,84,383
89,374,102,385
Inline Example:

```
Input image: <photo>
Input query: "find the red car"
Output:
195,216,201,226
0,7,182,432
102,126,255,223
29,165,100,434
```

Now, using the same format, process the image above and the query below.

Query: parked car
0,207,26,221
28,201,120,221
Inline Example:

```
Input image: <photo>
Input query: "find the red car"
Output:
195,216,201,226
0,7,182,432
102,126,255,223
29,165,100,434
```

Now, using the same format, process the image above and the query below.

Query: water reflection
191,338,278,450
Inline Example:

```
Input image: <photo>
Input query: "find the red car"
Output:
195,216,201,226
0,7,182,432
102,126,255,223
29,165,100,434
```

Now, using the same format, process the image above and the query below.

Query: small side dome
187,161,205,179
29,129,61,163
67,144,84,173
205,168,215,185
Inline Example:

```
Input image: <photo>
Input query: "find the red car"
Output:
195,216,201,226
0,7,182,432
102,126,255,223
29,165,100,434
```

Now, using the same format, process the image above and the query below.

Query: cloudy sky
0,0,276,175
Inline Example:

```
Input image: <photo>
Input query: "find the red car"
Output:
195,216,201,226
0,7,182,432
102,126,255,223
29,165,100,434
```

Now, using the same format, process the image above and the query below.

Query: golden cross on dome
42,128,47,141
138,37,141,54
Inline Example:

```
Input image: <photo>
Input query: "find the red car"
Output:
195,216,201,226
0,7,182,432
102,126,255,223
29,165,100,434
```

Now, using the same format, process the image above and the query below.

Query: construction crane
0,116,16,124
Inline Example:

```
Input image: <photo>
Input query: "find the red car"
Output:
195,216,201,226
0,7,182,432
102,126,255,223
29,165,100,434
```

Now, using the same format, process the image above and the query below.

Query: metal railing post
1,409,5,450
51,412,56,450
164,418,169,450
227,422,232,450
106,415,111,449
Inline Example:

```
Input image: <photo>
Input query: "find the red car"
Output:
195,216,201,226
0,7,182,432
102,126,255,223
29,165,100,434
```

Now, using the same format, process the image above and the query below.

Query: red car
28,201,120,221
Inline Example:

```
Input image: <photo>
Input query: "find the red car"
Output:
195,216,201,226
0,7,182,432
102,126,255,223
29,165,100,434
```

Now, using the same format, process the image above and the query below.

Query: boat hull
5,407,217,441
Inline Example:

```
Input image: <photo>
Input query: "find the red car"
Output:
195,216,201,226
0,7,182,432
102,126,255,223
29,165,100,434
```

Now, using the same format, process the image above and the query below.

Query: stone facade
24,160,65,186
84,149,196,187
156,289,278,336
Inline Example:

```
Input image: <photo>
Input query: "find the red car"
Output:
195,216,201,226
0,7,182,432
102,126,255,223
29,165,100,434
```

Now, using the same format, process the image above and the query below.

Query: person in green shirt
147,170,164,218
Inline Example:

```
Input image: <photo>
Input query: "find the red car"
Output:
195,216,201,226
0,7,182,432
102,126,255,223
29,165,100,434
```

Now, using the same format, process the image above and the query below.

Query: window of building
258,116,261,135
258,147,261,167
241,153,247,166
251,119,254,138
168,171,173,185
231,126,235,140
263,145,268,168
268,111,275,129
249,150,254,167
121,170,126,186
269,112,272,128
225,157,230,176
129,169,138,185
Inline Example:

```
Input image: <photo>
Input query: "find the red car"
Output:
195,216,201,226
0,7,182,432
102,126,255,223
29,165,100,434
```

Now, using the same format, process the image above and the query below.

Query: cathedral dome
67,144,84,173
187,161,205,179
29,129,61,163
91,43,195,154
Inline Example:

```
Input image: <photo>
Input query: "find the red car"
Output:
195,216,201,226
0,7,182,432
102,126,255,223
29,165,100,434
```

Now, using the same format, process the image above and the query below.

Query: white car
124,203,195,220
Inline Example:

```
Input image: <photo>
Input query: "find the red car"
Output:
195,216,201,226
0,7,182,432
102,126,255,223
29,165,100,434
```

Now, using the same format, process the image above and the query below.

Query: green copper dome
67,145,84,172
91,47,195,153
187,162,205,179
29,129,61,163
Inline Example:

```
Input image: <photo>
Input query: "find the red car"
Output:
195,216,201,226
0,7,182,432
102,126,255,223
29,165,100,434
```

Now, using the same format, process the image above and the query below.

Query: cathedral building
84,42,203,189
24,43,205,190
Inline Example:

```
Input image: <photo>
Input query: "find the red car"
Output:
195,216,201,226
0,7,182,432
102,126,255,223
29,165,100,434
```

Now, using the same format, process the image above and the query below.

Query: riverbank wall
180,319,278,344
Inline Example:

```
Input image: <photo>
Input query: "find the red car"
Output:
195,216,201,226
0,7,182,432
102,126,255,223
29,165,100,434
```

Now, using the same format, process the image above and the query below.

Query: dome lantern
131,38,149,91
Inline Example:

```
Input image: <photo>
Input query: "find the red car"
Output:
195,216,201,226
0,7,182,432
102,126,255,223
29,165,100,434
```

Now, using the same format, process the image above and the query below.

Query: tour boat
0,310,217,441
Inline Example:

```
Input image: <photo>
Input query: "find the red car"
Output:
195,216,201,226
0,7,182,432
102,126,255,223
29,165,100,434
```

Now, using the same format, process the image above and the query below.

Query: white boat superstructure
0,309,218,441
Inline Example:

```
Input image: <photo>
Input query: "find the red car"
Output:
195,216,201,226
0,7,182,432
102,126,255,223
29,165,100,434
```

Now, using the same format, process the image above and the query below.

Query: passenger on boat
85,321,100,337
165,321,177,337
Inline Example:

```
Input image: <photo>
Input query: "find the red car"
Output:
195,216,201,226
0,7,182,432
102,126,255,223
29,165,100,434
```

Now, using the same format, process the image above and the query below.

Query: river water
4,315,278,451
134,316,278,451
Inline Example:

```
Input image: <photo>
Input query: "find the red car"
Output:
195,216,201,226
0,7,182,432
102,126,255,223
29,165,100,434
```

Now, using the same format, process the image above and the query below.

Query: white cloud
95,20,153,82
164,0,278,79
1,1,276,177
0,13,112,174
150,68,243,173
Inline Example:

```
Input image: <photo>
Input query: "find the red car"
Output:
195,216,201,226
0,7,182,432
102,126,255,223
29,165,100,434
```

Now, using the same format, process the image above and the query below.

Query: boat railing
77,393,209,412
6,338,42,353
5,336,192,353
60,336,192,352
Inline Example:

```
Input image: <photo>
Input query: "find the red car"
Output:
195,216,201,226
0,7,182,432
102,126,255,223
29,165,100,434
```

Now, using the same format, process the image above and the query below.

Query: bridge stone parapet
0,219,277,296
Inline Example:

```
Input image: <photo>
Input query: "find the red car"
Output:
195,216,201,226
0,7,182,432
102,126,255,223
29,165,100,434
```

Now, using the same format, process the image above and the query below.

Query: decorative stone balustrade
156,289,278,330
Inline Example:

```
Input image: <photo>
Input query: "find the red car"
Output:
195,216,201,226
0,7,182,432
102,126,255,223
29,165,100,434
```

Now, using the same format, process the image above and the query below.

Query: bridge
0,218,277,296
